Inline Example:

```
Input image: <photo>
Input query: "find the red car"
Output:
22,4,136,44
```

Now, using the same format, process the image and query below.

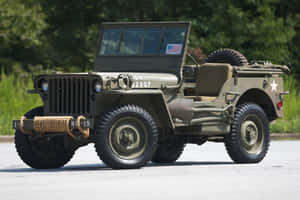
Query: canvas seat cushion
195,63,232,97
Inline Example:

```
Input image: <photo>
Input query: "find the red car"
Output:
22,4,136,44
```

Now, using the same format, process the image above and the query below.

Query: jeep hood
97,72,179,89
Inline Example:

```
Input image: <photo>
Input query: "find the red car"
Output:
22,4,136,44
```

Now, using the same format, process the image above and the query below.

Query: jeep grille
48,77,91,114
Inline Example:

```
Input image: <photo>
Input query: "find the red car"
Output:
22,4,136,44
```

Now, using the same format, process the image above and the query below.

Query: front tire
224,103,270,163
95,105,158,169
15,107,75,169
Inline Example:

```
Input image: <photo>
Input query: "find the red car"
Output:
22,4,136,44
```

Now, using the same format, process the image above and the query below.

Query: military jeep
13,22,289,169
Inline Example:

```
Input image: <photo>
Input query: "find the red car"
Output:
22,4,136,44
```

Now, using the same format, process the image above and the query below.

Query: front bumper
13,116,94,140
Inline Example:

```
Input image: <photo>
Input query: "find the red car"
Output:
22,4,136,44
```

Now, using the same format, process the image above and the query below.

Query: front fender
95,89,174,129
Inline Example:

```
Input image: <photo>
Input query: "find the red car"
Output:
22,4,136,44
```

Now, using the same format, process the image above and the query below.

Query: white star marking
270,80,278,92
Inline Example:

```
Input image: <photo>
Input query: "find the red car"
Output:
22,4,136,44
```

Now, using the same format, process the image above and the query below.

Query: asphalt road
0,141,299,200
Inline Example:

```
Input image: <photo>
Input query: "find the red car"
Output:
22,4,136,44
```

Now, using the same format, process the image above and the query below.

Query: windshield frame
97,22,190,57
94,22,191,78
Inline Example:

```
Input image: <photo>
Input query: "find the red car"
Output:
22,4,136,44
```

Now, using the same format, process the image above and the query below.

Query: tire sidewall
235,105,269,161
96,105,158,169
225,104,270,163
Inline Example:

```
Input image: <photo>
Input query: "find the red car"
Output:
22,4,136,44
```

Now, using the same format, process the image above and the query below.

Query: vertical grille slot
48,77,91,114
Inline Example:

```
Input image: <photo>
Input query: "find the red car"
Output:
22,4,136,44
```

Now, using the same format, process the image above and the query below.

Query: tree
274,0,300,76
189,0,295,65
0,0,47,73
0,0,298,76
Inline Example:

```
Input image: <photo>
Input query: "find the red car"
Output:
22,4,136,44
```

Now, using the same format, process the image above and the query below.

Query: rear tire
206,48,248,66
224,103,270,163
95,105,158,169
15,107,75,169
151,136,185,163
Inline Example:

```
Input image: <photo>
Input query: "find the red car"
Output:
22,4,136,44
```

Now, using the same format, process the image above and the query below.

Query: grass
0,73,42,135
270,75,300,133
0,73,299,135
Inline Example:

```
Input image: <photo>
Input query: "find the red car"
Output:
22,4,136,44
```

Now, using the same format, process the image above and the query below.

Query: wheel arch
236,88,277,121
95,91,174,132
120,94,174,130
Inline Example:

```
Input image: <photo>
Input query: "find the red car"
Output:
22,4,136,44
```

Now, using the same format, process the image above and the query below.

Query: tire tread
224,103,270,163
95,105,158,169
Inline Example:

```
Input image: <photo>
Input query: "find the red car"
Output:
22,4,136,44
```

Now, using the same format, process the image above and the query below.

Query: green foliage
270,75,300,133
0,0,300,73
281,75,300,120
0,72,42,135
0,0,46,46
273,0,300,76
0,0,47,73
271,117,300,133
191,0,295,65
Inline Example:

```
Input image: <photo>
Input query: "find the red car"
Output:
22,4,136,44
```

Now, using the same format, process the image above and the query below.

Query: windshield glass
99,28,186,56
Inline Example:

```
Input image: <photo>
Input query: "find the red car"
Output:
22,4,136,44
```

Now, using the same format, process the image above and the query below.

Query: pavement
0,141,299,200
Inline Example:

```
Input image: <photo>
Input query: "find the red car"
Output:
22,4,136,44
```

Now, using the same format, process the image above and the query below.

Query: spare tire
206,48,248,66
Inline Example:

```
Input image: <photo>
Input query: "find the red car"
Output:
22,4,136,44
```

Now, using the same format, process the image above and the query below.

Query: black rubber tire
15,107,75,169
224,104,270,163
95,105,158,169
151,136,185,163
206,48,248,66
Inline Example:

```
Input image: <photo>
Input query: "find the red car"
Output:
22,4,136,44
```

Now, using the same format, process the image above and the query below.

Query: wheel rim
240,115,264,154
109,116,148,159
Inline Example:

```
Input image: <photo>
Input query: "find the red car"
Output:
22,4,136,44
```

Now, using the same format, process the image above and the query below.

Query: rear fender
218,77,283,121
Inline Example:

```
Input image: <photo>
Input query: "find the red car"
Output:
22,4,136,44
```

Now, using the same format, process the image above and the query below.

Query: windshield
99,28,186,56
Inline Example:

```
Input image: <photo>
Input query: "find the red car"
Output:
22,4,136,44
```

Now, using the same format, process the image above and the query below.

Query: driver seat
195,63,233,101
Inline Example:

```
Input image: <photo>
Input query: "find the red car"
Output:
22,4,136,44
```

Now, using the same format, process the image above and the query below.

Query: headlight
41,80,48,92
94,80,102,93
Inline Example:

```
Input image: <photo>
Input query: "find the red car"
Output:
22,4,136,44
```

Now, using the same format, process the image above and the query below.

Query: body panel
97,72,178,89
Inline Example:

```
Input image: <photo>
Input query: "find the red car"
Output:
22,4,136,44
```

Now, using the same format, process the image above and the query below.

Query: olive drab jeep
13,22,290,169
